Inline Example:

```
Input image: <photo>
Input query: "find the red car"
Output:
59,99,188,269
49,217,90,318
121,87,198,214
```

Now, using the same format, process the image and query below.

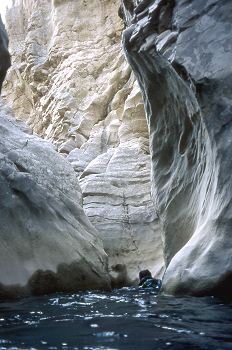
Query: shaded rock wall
121,0,232,299
3,0,165,285
0,15,11,93
0,99,110,299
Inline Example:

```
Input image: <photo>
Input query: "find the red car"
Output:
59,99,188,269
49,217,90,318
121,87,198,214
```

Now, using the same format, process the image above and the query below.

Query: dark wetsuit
139,276,162,290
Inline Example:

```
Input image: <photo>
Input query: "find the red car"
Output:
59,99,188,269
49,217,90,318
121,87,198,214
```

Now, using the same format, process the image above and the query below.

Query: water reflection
0,288,231,349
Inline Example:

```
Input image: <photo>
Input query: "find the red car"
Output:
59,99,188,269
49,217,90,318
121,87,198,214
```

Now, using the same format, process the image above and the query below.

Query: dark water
0,288,232,350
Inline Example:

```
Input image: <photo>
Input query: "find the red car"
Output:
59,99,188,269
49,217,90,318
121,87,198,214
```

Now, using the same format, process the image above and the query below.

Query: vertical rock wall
3,0,165,285
121,0,232,299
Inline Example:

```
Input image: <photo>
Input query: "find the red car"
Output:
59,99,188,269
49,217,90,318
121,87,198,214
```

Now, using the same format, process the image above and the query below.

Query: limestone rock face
121,0,232,299
3,0,165,285
77,81,164,285
0,99,110,299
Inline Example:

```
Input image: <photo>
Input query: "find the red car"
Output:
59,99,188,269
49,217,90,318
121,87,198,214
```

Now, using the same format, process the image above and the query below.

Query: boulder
0,99,110,299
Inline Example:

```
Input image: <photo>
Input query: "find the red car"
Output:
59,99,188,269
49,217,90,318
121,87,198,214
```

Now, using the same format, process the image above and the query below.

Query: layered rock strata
3,0,165,285
76,81,165,285
0,99,110,299
121,0,232,299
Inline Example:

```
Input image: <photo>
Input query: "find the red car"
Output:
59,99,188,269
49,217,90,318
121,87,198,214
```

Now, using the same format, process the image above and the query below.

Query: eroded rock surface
121,0,232,299
75,80,165,285
0,99,110,299
3,0,165,284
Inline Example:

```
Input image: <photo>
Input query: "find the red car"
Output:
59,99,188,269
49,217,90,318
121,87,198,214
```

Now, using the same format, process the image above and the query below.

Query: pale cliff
0,98,110,299
2,0,231,300
2,0,164,291
121,0,232,299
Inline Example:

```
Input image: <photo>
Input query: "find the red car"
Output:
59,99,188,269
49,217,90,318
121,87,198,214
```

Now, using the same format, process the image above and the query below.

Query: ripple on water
0,289,231,350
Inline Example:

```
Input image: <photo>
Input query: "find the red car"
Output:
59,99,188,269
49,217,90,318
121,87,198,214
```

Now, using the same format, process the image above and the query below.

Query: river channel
0,287,231,349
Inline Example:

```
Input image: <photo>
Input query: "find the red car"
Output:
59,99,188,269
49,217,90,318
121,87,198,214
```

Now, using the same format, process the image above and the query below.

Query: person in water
138,269,162,290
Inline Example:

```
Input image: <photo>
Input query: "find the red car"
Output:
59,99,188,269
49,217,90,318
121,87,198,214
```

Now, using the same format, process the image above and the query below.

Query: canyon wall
2,0,165,288
3,0,231,299
121,0,232,299
0,98,110,299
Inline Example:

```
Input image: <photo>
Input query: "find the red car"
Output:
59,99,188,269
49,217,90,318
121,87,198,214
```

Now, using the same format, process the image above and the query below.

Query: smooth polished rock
121,0,232,299
0,99,110,299
3,0,165,285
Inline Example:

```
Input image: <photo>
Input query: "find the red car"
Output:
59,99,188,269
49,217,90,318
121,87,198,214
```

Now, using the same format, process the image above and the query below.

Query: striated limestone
77,80,164,284
3,0,165,286
121,0,232,299
4,0,130,145
0,99,110,299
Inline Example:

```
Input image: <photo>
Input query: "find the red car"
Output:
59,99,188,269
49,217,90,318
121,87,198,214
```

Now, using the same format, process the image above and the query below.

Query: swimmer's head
139,269,152,280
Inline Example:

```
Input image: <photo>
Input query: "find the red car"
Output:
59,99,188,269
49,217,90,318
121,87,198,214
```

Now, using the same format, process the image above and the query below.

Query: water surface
0,288,231,349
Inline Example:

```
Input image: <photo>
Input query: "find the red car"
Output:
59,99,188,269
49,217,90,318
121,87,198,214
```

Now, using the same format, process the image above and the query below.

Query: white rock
3,0,165,286
0,99,110,298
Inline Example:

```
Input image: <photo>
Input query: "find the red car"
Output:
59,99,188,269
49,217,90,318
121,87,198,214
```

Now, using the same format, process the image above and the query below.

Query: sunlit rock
72,79,165,285
3,0,165,285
